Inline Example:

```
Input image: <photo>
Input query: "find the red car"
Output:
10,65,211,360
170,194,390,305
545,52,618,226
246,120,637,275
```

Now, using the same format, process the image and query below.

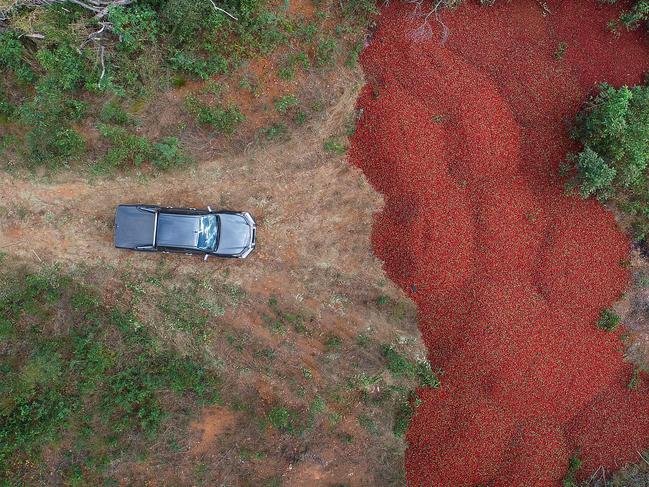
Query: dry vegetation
0,55,431,485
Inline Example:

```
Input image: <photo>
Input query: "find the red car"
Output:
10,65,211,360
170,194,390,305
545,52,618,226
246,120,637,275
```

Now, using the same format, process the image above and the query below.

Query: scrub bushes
567,83,649,237
0,265,221,484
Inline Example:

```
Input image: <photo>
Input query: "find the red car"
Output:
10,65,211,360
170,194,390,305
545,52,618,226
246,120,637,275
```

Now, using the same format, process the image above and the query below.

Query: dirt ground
0,65,427,486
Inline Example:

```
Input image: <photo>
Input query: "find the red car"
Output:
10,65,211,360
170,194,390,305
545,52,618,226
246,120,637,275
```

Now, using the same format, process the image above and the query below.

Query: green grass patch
0,265,221,484
323,137,347,154
185,96,245,135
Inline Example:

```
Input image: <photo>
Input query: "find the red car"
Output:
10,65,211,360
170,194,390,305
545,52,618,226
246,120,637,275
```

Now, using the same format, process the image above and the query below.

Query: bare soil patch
0,66,424,486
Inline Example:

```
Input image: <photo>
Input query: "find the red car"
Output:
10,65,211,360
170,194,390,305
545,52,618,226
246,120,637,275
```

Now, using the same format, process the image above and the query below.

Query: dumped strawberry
349,1,649,484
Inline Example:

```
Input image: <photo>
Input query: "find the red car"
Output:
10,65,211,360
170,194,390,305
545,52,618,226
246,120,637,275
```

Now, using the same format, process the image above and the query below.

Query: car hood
216,214,252,255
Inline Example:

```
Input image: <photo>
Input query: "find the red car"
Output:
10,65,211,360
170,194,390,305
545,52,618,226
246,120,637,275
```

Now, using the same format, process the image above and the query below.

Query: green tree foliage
108,4,160,53
620,0,649,30
568,83,649,237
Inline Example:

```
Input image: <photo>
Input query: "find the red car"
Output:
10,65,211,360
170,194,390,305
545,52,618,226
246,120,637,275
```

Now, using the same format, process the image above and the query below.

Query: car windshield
196,215,218,251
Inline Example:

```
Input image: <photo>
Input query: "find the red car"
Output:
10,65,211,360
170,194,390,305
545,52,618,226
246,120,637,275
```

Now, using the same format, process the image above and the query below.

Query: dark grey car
114,205,256,259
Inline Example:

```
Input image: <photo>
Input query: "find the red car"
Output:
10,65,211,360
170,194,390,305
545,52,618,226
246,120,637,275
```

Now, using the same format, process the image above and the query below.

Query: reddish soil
349,0,649,484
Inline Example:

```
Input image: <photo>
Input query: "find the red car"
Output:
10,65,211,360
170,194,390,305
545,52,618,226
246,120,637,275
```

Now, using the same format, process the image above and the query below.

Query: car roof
156,213,205,249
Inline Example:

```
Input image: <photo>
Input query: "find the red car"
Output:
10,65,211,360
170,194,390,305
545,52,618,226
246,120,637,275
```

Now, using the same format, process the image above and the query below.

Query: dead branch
207,0,238,21
536,0,551,17
0,0,134,21
638,450,649,467
79,20,110,48
98,44,105,82
407,0,449,45
20,32,46,39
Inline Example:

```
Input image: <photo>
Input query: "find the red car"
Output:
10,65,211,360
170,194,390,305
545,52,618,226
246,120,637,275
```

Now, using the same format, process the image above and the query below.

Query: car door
157,245,202,256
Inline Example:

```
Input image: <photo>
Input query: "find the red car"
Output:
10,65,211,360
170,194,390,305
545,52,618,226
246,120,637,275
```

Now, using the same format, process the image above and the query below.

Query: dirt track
1,69,431,486
0,71,372,289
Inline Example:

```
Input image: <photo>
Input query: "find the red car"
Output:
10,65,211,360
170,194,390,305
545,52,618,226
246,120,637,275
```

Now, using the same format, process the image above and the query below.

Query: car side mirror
204,254,209,262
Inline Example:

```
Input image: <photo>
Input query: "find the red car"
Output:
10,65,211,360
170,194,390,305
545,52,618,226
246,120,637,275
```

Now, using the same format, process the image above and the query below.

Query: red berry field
349,0,649,484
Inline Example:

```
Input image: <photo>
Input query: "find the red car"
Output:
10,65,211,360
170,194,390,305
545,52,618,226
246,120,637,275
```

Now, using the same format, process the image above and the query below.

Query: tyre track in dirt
0,72,379,300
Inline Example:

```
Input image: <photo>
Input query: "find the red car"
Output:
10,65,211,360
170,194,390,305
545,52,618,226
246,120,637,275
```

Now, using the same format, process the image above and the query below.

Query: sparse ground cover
0,257,432,485
0,57,428,483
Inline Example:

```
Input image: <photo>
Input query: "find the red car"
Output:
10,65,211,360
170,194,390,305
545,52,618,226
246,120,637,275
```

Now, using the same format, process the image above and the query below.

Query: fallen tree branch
98,44,105,82
0,0,134,21
536,0,551,16
207,0,238,21
79,20,110,48
407,0,449,45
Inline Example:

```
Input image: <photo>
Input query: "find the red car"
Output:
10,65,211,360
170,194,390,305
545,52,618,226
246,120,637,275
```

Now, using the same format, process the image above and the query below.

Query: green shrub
597,308,622,332
274,94,298,114
185,96,245,134
357,413,379,435
99,124,154,167
382,345,440,388
0,87,13,120
100,99,133,126
278,52,310,80
325,333,343,351
160,0,227,45
628,367,641,390
108,4,160,53
324,137,347,154
0,32,35,84
0,32,24,71
562,454,582,487
568,83,649,237
99,124,190,170
620,0,649,29
5,39,93,165
392,395,419,438
553,41,568,60
382,345,415,378
244,11,288,55
36,45,88,91
315,38,338,67
260,123,288,141
342,0,379,22
152,137,191,170
346,40,364,67
268,407,293,431
169,50,228,79
415,359,441,388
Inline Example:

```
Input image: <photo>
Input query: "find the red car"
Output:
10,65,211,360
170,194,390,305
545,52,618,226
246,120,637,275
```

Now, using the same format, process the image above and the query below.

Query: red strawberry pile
349,1,649,484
